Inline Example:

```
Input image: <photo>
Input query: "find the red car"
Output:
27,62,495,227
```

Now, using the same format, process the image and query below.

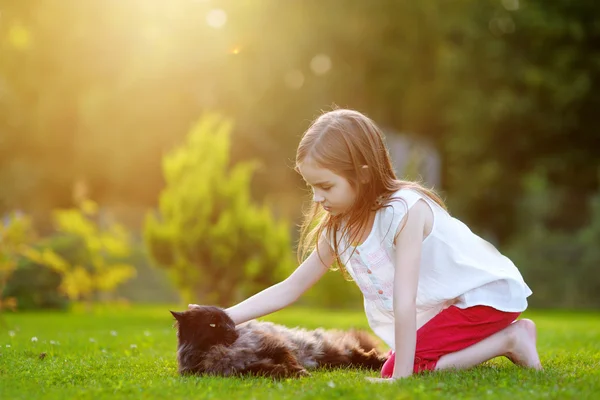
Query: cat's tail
349,329,382,353
346,329,388,370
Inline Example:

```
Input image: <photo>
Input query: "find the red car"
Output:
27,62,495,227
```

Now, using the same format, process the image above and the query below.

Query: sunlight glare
206,9,227,29
8,22,32,50
502,0,519,11
310,54,332,76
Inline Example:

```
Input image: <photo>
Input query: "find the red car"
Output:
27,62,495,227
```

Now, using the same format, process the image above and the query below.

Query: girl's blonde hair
295,109,446,273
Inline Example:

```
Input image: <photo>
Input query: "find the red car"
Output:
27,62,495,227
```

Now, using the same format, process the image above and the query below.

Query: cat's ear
170,310,185,321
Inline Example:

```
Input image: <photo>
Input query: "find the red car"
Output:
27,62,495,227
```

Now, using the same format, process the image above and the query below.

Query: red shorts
381,305,521,377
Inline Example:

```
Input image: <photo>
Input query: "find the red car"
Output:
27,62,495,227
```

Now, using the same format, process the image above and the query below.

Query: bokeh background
1,0,599,314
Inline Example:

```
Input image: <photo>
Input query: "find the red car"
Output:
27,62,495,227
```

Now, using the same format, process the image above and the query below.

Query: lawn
0,305,598,399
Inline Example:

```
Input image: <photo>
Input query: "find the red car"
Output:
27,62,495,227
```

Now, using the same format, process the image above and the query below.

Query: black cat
171,305,388,379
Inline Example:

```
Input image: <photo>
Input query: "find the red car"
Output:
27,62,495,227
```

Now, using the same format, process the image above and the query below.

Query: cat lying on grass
171,305,387,379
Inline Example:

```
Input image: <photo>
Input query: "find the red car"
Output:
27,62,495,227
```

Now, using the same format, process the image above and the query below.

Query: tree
437,0,600,242
2,0,599,308
144,114,294,306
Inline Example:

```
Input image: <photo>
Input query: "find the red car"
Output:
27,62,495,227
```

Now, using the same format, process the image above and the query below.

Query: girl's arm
223,238,334,325
391,199,430,379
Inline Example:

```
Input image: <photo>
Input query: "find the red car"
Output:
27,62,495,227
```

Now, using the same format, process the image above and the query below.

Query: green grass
0,306,598,399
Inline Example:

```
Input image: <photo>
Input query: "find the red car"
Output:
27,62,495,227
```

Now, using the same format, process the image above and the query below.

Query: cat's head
170,305,239,350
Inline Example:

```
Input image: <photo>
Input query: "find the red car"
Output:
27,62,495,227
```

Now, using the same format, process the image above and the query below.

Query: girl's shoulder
375,188,418,228
385,187,425,211
377,187,441,230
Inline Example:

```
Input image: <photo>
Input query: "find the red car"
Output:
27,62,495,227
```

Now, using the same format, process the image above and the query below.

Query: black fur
171,305,387,379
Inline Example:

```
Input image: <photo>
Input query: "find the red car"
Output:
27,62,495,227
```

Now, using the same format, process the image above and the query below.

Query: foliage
144,115,294,306
2,235,75,311
506,169,600,308
23,200,136,306
0,1,599,307
438,1,600,244
0,212,36,315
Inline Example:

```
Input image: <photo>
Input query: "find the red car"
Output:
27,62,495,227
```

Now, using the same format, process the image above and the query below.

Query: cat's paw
269,365,293,379
293,367,310,378
276,365,309,379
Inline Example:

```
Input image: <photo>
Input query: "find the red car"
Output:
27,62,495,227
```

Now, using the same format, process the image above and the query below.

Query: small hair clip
209,324,216,328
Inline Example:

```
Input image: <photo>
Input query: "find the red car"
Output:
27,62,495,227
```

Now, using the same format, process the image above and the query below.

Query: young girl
192,109,542,380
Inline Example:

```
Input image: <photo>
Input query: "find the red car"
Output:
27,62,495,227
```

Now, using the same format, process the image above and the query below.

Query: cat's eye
209,323,216,328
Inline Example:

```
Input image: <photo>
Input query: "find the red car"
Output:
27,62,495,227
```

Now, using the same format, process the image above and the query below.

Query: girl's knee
380,352,395,378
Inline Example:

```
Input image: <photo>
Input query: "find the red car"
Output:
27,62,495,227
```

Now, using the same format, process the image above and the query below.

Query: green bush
3,261,66,310
3,235,82,310
144,115,294,306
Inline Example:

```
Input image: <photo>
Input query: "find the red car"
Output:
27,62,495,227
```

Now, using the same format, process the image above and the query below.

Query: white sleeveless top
324,188,532,350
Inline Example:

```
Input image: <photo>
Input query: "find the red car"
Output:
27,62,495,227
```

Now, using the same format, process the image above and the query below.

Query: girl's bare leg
435,319,542,371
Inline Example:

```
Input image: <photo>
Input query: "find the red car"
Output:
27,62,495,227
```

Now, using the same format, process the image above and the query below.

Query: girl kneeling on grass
192,109,542,381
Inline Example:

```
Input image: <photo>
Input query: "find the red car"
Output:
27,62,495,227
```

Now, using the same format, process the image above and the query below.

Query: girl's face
297,160,356,216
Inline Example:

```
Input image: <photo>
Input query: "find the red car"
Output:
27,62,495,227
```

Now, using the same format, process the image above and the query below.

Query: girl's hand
365,377,397,383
